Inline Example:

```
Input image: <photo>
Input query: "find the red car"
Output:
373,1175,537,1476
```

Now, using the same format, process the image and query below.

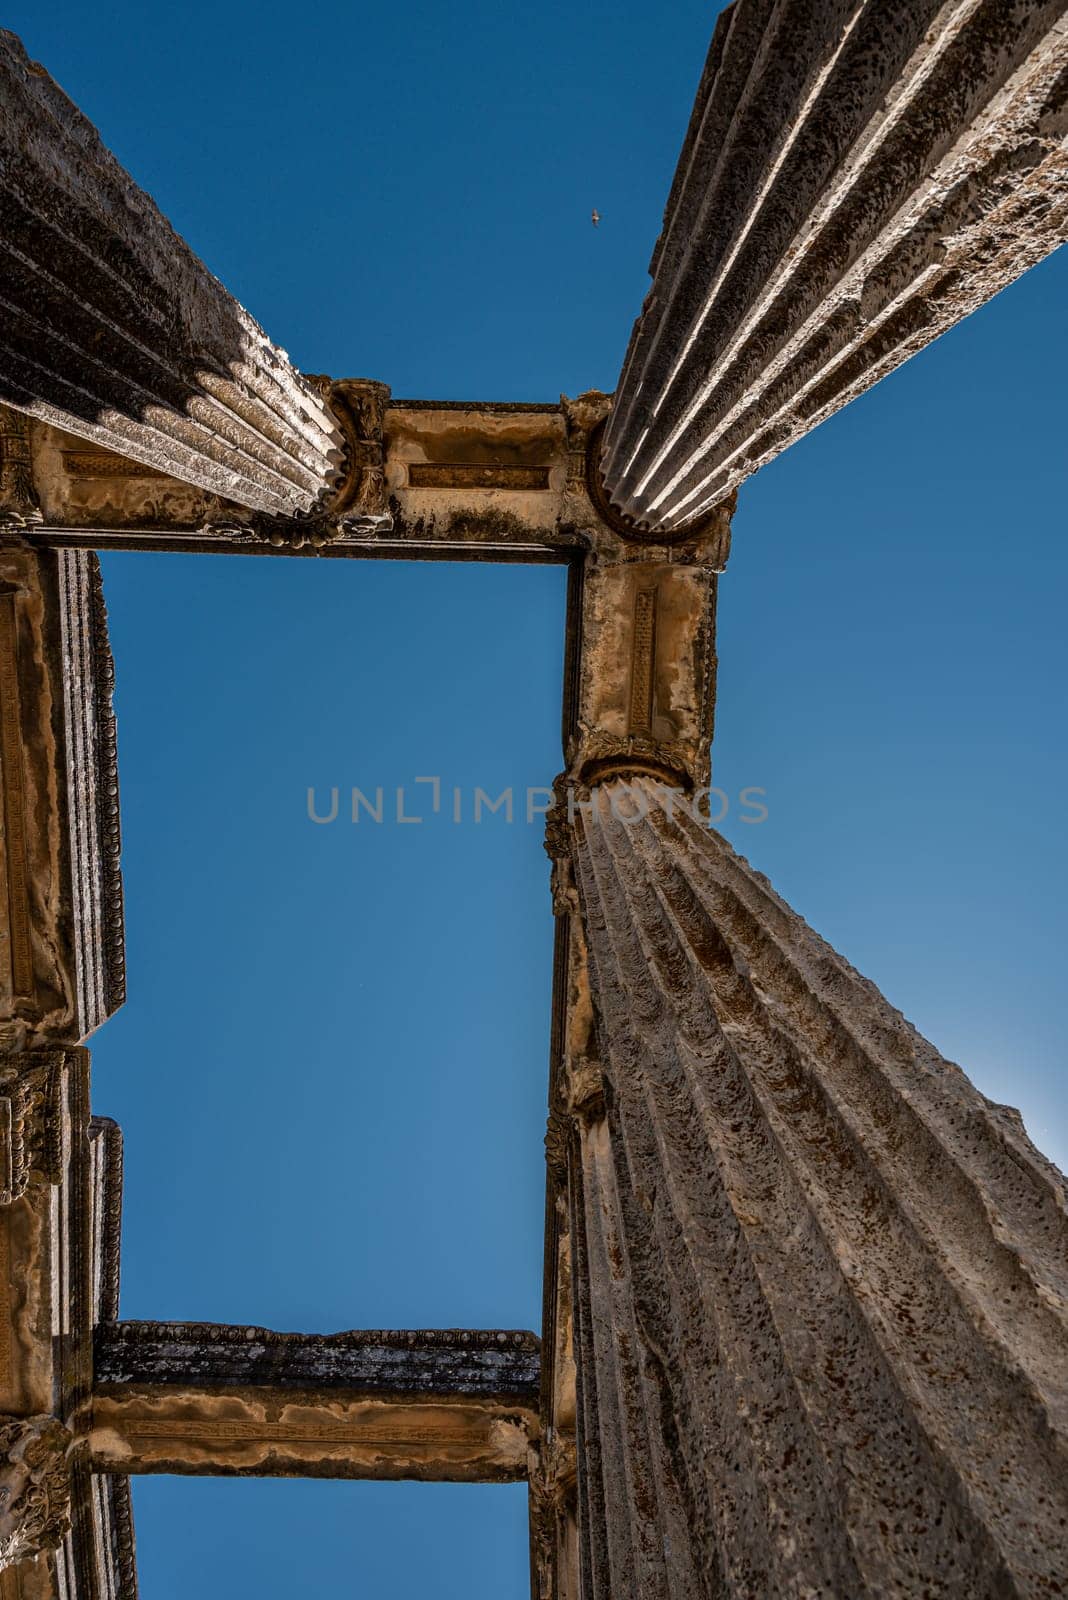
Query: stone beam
553,778,1068,1597
89,1323,539,1484
11,395,635,560
0,30,345,520
13,390,732,565
601,0,1068,533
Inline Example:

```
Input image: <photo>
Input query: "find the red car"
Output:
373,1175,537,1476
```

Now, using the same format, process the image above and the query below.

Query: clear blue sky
8,2,1067,1594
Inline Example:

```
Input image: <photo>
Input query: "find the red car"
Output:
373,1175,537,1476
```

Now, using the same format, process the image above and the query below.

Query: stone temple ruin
0,3,1067,1595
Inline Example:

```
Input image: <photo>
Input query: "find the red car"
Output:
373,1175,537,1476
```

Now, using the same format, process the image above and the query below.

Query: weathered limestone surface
565,778,1068,1597
602,0,1068,532
0,31,344,518
89,1387,535,1485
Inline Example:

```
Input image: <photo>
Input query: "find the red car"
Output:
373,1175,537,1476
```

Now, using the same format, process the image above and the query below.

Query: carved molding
320,378,391,518
99,1322,536,1353
89,1117,124,1325
560,391,612,495
60,450,170,482
0,1416,72,1572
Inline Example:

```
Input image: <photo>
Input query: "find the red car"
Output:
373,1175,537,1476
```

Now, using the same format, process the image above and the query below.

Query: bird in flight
591,208,601,227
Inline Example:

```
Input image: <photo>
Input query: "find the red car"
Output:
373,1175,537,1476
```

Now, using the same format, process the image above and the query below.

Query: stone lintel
565,555,720,798
17,396,731,568
88,1322,539,1484
89,1386,536,1484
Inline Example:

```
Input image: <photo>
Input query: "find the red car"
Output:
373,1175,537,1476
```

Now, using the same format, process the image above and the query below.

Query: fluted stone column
601,0,1068,534
565,778,1068,1597
0,30,344,517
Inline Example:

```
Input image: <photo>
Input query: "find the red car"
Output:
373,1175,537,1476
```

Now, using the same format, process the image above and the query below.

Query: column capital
0,1415,72,1570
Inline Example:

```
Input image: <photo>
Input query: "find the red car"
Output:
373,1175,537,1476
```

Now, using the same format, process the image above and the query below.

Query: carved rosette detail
0,1416,73,1570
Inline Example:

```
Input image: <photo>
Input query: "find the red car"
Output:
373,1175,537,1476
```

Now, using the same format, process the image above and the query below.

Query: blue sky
7,1,1067,1593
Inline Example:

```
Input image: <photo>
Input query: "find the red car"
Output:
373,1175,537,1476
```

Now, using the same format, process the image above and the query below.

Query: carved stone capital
0,408,41,534
0,1415,72,1570
189,382,395,552
561,389,612,485
306,376,393,522
561,391,734,564
528,1428,578,1600
0,1052,64,1205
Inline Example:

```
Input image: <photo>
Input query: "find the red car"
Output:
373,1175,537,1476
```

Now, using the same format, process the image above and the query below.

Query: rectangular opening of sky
93,551,565,1600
